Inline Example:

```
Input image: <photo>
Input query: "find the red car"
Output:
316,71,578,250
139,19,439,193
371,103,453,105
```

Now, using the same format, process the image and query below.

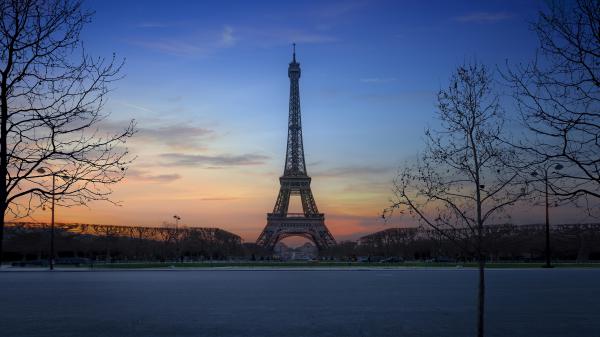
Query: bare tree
0,0,135,261
385,63,526,337
506,0,599,207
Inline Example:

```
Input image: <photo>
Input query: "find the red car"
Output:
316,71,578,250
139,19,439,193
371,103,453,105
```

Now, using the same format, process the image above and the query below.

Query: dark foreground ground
1,269,599,337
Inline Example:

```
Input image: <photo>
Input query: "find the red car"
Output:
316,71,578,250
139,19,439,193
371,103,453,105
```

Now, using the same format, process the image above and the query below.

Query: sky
27,0,596,244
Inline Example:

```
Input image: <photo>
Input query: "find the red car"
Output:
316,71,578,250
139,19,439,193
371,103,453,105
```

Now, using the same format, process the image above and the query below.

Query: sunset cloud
126,169,181,183
99,120,216,150
136,125,215,150
158,153,270,167
313,165,394,178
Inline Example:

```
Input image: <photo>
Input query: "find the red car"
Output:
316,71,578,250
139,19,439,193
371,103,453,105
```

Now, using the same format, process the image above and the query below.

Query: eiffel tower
256,45,336,251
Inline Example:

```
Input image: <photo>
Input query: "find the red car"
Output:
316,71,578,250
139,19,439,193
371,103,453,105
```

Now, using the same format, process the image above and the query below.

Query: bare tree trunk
0,207,4,264
476,189,485,337
476,195,486,337
0,65,8,264
478,239,485,337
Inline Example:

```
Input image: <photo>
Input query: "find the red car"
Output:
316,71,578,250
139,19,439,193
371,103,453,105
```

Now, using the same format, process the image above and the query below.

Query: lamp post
36,167,63,271
531,163,563,268
173,215,182,262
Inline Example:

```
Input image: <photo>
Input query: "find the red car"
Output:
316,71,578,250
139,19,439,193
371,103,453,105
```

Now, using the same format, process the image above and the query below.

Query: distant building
274,241,317,260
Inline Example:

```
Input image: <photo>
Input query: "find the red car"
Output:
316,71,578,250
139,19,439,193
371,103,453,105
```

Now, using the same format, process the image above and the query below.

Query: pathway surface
1,269,599,337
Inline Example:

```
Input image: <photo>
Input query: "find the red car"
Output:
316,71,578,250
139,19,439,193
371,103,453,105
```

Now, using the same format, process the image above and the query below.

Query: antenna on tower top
292,43,296,62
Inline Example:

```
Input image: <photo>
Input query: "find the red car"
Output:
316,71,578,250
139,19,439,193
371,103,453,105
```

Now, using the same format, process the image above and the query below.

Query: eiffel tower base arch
257,214,336,251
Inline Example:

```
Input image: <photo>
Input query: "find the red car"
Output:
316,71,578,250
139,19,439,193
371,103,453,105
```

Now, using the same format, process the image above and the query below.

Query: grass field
91,261,600,269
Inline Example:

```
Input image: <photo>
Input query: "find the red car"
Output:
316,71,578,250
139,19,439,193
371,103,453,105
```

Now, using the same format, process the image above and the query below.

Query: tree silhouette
506,0,599,209
385,63,527,337
0,0,135,261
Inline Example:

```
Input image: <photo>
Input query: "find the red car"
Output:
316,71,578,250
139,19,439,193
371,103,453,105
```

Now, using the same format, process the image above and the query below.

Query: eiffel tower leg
299,187,319,216
272,186,291,215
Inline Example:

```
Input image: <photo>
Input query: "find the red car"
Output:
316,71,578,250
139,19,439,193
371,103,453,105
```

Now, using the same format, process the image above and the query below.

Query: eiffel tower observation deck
256,45,336,251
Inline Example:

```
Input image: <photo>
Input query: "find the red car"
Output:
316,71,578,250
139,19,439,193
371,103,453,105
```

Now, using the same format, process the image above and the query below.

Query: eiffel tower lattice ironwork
256,45,336,250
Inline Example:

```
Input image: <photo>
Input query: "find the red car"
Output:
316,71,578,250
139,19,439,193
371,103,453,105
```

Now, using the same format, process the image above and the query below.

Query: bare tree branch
505,0,600,207
0,0,135,261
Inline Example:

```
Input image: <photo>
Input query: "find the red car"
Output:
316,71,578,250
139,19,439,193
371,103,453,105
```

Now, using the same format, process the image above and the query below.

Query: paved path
1,269,599,337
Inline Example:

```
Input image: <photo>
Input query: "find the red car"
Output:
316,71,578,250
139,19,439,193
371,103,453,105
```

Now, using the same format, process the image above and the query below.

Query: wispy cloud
158,153,270,167
136,22,169,29
130,39,204,56
119,102,155,113
339,181,391,194
136,125,215,150
313,165,394,178
129,25,237,56
453,11,515,24
288,31,338,43
354,90,435,102
99,120,216,151
360,77,397,83
220,25,236,47
241,25,338,47
126,169,181,183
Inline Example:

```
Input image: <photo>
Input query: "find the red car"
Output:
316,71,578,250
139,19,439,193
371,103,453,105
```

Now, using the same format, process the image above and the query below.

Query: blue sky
53,0,586,242
84,0,541,161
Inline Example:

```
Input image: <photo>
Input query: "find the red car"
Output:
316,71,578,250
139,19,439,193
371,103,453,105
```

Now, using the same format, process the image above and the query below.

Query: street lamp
530,163,563,268
172,215,182,262
36,167,65,271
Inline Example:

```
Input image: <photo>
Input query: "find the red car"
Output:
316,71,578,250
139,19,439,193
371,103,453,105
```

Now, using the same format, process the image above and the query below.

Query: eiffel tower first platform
256,45,336,251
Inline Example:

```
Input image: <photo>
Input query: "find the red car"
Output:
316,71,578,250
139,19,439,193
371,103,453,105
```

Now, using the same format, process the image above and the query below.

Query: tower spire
285,42,304,176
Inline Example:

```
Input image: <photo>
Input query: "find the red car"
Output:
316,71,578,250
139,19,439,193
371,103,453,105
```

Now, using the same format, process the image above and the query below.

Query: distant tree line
324,223,600,262
3,222,243,262
5,221,600,263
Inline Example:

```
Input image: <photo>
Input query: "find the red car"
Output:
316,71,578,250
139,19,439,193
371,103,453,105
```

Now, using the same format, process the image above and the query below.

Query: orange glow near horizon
16,160,395,243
